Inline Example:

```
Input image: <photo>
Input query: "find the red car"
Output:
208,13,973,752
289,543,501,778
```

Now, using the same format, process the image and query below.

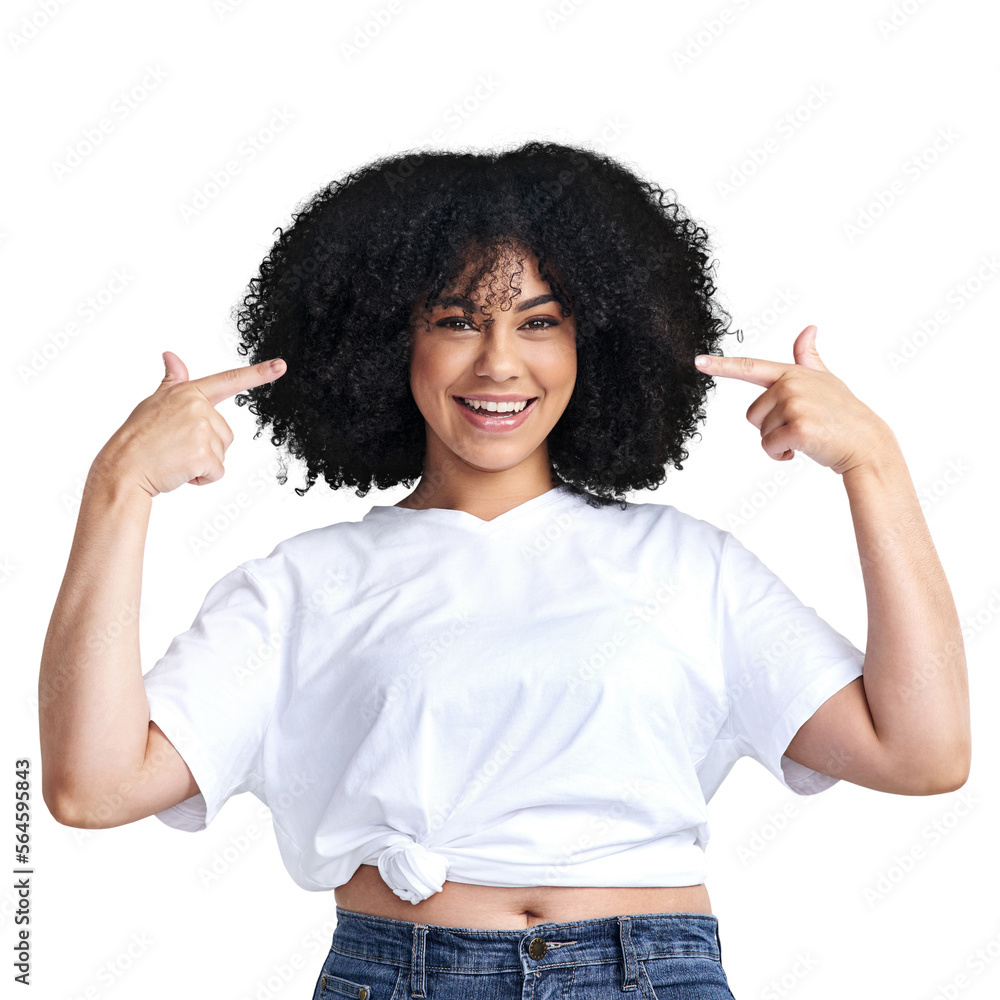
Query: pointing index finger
694,353,786,388
191,358,287,407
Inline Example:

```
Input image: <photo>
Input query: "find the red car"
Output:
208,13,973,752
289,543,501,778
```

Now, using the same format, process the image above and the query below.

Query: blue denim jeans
311,906,737,999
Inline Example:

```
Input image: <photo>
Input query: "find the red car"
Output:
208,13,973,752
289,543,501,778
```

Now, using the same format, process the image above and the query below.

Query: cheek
540,341,577,388
409,341,459,403
408,340,435,383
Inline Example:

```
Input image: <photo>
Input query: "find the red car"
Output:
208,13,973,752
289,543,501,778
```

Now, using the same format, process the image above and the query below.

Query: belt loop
715,919,723,964
616,916,639,992
409,923,428,998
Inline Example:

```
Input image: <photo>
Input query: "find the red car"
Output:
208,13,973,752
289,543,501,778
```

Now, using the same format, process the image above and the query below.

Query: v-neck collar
363,485,573,534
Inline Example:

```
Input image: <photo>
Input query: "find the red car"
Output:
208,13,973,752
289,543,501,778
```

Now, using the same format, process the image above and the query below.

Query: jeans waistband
331,906,723,974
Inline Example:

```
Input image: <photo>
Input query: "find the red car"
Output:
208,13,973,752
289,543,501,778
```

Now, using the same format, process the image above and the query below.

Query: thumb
159,350,190,388
792,325,829,372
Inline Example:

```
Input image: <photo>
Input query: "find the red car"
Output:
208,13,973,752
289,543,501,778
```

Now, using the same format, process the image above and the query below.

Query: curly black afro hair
231,140,740,508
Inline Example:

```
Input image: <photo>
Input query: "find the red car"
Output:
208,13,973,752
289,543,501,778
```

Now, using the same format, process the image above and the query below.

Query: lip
454,394,535,402
453,395,538,433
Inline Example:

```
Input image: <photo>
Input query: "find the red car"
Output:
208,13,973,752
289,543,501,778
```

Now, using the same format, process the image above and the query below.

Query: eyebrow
428,293,561,314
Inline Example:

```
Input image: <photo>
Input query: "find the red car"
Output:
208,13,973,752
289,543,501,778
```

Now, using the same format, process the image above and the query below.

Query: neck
395,439,563,516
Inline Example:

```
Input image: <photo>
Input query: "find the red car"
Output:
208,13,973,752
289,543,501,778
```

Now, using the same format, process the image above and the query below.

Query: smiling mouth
454,396,538,415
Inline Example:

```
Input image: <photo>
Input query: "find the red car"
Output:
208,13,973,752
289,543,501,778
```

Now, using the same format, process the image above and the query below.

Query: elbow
39,755,87,827
933,759,971,795
42,779,109,830
43,783,85,828
919,771,969,796
913,747,972,796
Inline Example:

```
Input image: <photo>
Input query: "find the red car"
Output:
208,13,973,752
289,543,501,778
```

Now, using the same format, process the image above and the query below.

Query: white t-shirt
143,484,865,904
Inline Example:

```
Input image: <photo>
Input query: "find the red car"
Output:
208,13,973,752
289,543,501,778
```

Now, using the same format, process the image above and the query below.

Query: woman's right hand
92,350,288,498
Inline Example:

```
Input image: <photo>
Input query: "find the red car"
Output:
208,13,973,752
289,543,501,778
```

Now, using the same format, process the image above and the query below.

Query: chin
445,438,544,469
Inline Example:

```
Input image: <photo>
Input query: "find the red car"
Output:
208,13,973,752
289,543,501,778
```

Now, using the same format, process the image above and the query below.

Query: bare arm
38,351,287,828
785,432,970,794
694,330,970,795
38,458,196,826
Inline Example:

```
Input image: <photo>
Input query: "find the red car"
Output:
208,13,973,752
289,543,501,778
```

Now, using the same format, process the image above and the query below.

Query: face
407,247,577,478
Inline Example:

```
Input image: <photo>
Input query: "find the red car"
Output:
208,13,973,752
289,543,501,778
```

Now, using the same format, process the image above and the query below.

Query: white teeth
460,397,530,414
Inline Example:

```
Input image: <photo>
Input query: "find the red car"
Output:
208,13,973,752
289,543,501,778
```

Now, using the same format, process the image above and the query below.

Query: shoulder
562,493,731,586
594,494,730,554
229,515,373,608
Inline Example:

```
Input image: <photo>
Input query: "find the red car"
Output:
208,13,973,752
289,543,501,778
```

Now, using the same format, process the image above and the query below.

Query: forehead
428,292,559,313
441,243,550,289
411,242,570,319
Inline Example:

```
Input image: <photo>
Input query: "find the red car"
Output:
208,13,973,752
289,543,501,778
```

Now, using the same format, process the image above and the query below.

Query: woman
39,141,970,999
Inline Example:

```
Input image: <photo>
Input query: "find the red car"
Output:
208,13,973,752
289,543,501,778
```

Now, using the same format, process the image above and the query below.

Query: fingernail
694,355,710,368
270,359,285,373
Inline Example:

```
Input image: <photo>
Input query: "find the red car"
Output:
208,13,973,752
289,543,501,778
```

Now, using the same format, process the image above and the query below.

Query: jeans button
528,937,548,959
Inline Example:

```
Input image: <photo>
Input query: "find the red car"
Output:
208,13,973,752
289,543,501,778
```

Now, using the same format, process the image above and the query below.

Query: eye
434,315,559,331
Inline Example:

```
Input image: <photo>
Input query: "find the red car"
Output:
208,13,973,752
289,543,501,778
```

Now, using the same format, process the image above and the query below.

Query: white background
4,0,999,997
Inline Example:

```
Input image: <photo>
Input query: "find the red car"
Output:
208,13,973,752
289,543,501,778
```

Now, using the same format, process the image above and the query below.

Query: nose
472,327,524,382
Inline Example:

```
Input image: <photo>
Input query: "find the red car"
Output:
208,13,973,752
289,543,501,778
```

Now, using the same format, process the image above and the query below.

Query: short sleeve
717,531,865,795
142,563,287,831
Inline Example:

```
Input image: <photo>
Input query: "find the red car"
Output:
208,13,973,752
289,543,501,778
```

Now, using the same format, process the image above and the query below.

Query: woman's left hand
693,325,895,476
